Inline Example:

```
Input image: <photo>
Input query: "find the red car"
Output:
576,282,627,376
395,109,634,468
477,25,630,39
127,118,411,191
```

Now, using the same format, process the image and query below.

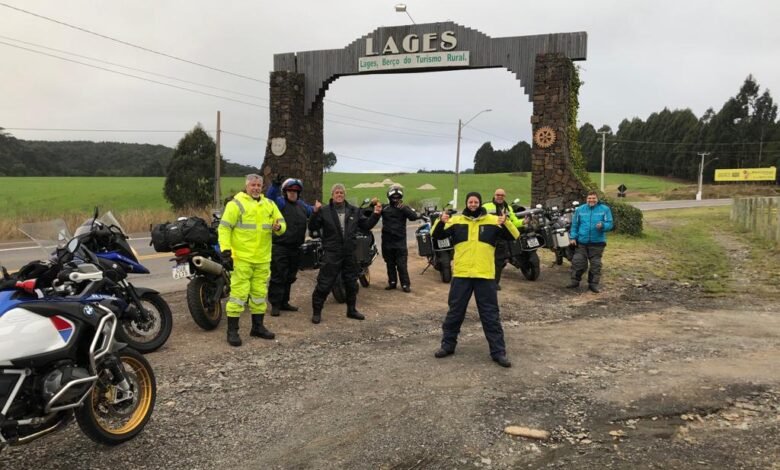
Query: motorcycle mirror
66,237,80,254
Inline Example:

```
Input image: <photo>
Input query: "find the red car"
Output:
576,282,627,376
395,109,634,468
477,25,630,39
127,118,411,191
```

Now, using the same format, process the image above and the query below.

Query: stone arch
262,22,588,205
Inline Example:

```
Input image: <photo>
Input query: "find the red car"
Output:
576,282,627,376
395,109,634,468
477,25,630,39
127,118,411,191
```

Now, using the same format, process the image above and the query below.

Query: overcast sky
1,0,778,173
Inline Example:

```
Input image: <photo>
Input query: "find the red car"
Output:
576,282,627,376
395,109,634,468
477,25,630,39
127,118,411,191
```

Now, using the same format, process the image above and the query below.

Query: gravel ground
2,244,779,469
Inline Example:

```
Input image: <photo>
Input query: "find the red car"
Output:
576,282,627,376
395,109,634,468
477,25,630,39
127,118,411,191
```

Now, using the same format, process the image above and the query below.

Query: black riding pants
269,243,300,307
382,245,410,287
440,277,506,358
312,253,359,313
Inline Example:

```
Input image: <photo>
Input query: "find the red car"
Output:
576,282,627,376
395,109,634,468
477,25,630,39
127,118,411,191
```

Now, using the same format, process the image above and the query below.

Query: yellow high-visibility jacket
482,201,524,229
218,192,286,263
432,208,519,279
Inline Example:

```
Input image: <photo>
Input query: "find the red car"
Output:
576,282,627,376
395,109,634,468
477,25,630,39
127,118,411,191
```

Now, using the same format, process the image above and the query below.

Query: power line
333,152,421,171
0,1,267,83
324,99,454,125
465,125,517,143
326,118,480,142
0,34,267,101
3,127,193,133
609,138,780,146
0,40,269,109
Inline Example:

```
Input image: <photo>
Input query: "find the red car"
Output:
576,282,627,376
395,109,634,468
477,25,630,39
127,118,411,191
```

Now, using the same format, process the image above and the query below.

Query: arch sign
262,22,589,206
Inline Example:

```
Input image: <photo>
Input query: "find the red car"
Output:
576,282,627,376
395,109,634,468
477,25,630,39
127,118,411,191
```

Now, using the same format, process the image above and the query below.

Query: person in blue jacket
266,175,321,316
567,191,614,293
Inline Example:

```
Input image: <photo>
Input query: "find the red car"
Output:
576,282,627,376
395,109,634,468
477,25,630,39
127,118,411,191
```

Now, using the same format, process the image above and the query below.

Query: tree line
473,75,779,182
0,128,261,177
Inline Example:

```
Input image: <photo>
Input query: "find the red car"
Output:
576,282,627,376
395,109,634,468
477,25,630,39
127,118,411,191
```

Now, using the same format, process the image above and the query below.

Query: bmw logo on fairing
83,305,95,317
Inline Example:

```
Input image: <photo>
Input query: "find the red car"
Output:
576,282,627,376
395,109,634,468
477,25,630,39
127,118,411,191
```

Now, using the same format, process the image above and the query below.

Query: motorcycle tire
438,251,453,283
76,347,156,445
332,277,357,303
186,276,223,331
520,252,541,281
116,292,173,354
359,269,371,288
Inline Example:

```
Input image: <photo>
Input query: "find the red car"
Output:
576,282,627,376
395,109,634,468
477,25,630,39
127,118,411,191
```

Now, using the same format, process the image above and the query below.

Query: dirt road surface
3,229,779,469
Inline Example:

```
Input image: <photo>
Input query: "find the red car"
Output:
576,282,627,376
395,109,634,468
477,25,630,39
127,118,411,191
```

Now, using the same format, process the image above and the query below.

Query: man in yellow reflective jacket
482,188,524,290
218,174,286,346
432,192,519,367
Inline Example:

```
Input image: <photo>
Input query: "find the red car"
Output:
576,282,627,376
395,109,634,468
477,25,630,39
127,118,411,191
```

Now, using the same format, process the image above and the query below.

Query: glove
221,250,234,271
273,174,284,186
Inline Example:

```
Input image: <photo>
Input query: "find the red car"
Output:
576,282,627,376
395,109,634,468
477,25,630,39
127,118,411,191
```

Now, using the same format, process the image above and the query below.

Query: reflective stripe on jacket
433,209,520,279
482,201,524,228
218,191,286,263
569,202,614,245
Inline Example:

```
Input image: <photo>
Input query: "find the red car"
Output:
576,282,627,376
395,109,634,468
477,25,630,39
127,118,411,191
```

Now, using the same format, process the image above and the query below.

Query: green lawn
0,172,685,219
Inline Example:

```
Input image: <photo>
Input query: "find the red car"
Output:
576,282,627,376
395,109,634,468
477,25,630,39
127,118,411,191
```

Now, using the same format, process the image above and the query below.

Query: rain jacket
218,192,286,263
569,202,614,245
432,207,520,279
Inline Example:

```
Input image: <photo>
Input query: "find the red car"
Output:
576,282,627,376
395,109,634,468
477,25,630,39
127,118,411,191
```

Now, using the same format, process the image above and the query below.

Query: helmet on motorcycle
282,178,303,192
387,185,403,201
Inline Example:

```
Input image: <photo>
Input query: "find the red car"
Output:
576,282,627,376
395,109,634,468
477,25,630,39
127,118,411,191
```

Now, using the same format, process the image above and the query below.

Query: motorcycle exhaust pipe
192,256,224,275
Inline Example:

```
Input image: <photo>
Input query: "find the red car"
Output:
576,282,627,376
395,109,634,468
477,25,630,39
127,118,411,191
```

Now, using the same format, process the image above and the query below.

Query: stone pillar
530,53,587,207
262,71,324,203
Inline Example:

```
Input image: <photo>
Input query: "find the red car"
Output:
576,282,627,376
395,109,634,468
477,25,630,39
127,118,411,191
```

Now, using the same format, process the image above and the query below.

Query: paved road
0,198,733,290
629,198,732,211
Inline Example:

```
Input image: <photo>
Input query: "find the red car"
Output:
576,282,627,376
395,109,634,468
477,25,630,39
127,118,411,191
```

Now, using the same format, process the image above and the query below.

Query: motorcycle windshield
18,219,73,251
419,197,441,213
98,211,126,236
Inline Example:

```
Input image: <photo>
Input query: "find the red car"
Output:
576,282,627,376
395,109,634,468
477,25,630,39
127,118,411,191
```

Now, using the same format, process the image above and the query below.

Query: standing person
482,188,524,290
266,176,322,316
218,174,286,346
309,183,381,324
380,185,420,293
567,191,614,293
432,192,520,368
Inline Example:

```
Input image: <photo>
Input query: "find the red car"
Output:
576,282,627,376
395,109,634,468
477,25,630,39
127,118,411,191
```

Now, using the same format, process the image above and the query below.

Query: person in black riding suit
266,176,321,316
309,183,381,324
380,185,420,292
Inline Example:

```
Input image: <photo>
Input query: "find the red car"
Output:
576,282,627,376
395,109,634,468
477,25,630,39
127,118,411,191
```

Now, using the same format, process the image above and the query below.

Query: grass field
0,172,685,239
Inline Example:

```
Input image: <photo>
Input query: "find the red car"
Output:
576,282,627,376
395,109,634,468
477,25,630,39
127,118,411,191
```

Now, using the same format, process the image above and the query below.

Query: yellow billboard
714,167,776,182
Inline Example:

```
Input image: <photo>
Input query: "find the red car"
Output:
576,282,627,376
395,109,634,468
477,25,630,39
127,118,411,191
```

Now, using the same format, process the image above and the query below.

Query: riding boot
346,303,365,320
250,314,275,339
227,317,242,347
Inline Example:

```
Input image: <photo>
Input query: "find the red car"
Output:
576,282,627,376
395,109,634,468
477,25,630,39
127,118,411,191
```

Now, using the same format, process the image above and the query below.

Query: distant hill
0,131,260,177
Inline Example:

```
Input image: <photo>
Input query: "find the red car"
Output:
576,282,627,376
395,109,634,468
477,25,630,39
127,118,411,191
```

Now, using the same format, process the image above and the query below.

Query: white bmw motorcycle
0,237,156,449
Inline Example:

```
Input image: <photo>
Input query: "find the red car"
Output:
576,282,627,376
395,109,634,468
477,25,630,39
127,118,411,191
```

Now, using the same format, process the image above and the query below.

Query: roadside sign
714,167,776,182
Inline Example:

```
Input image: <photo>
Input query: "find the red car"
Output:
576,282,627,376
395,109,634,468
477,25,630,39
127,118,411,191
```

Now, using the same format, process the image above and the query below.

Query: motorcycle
21,213,173,354
415,201,456,283
163,212,229,331
0,237,156,448
540,198,578,266
508,205,546,281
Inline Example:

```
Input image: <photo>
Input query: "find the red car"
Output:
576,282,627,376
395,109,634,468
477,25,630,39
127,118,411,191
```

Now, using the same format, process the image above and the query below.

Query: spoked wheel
76,348,156,445
117,293,173,353
186,277,223,330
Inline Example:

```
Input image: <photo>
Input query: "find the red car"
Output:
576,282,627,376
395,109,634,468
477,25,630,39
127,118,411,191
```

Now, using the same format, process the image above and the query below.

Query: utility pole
453,118,462,209
597,131,609,192
214,110,221,208
696,151,710,201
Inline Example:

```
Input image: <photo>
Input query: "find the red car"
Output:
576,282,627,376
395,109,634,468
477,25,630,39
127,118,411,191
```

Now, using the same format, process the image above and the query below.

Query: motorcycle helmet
387,185,403,201
282,178,303,192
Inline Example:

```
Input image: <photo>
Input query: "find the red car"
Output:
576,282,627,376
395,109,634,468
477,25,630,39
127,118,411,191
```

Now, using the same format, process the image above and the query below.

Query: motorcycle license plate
437,238,451,249
172,263,191,280
526,237,540,248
